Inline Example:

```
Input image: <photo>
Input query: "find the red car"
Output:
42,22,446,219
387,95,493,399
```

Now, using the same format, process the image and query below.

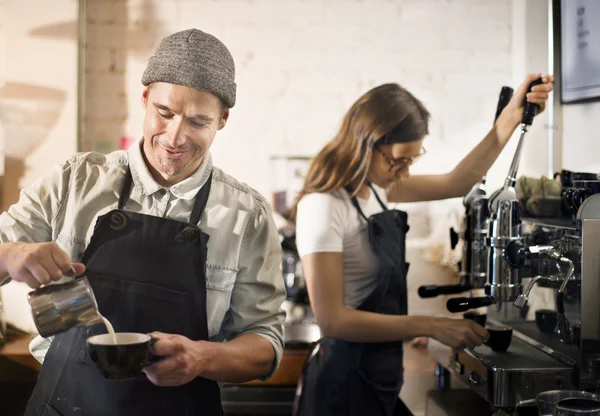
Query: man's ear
141,86,150,110
218,108,230,130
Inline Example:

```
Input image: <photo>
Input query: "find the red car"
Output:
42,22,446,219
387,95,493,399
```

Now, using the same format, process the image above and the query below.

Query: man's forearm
198,333,276,383
0,243,15,282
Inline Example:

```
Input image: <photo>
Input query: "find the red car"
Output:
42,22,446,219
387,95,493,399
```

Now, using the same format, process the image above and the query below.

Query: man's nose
166,118,186,148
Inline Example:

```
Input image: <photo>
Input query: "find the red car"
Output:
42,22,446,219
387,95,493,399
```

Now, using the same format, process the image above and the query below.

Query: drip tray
453,337,575,408
468,337,569,370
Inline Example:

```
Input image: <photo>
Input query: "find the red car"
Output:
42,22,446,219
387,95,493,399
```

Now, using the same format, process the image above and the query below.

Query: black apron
25,169,222,416
295,185,410,416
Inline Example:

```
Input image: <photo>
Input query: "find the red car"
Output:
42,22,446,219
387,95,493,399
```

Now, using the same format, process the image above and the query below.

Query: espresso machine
418,86,513,300
426,79,600,411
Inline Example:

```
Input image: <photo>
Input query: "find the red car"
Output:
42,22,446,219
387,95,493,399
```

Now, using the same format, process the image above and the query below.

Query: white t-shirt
295,186,389,309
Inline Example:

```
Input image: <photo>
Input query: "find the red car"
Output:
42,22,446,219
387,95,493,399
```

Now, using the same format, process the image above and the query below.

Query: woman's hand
496,72,554,144
429,317,489,350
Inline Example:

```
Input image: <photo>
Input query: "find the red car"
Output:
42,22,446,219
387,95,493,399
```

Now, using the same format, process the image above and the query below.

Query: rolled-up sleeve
0,161,72,284
222,200,286,379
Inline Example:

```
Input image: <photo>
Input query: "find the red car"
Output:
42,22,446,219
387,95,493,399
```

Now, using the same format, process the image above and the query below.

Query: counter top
0,332,41,371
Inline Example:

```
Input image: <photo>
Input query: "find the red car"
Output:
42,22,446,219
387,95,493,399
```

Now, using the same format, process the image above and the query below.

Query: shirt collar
127,138,213,200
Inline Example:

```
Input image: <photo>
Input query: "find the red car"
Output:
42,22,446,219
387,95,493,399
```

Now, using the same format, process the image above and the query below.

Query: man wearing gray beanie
1,29,286,416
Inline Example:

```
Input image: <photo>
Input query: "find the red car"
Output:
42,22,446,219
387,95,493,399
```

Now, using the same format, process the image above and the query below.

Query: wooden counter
236,347,308,387
0,332,41,372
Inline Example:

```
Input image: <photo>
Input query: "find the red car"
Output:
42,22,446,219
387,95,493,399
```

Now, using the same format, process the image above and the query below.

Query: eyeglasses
375,146,426,172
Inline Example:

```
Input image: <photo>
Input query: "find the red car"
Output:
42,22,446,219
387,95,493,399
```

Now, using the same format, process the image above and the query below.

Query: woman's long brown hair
290,83,430,220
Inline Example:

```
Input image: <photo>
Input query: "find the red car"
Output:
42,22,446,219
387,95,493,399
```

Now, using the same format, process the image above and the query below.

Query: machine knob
468,371,487,386
506,240,529,268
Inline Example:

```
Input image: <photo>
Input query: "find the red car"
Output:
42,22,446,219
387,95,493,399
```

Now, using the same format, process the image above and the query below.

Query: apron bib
25,170,223,416
295,185,410,416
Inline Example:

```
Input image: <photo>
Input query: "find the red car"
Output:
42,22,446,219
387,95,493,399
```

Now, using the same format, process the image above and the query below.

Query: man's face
141,82,229,186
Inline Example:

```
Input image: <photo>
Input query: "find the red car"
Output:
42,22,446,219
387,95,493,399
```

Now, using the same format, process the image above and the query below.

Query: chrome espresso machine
422,81,600,411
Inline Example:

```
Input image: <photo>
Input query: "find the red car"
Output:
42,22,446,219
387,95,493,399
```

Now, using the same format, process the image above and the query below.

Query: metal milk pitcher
27,277,102,338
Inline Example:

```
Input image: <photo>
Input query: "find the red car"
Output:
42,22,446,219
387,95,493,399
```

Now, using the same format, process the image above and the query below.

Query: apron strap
344,185,369,222
190,172,213,225
118,168,213,225
118,168,134,210
369,184,388,211
344,183,388,221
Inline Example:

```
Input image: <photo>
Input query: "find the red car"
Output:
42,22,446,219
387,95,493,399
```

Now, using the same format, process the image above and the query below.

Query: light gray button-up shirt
0,139,286,377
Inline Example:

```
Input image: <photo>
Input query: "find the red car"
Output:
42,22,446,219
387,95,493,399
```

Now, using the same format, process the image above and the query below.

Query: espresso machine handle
418,284,471,299
522,77,544,126
446,296,496,313
494,86,514,121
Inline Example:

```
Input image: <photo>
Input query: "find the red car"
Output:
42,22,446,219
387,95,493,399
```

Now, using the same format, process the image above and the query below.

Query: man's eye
158,111,173,119
189,120,205,128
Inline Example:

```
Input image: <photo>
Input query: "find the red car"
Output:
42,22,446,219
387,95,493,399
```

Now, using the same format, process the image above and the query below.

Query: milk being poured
99,315,117,345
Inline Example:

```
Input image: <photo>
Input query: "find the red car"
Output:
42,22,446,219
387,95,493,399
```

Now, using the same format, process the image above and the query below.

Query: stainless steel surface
516,390,600,416
470,197,490,288
576,194,600,390
504,126,529,192
485,200,523,302
431,193,600,408
513,247,570,309
27,276,102,338
484,122,532,305
429,337,575,409
514,275,556,308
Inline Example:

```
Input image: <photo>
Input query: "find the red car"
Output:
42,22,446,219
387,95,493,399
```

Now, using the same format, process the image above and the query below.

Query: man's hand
0,242,85,288
430,318,489,351
143,332,213,387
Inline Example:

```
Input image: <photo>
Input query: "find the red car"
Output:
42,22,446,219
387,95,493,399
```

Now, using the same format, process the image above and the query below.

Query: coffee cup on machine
536,309,558,334
554,170,574,188
87,333,161,380
565,187,594,215
554,170,599,188
483,325,513,352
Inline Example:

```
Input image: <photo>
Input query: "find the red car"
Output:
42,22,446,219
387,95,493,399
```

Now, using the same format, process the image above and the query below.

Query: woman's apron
295,185,410,416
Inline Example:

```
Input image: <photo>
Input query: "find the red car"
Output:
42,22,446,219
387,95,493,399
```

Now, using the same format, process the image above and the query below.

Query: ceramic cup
87,333,160,380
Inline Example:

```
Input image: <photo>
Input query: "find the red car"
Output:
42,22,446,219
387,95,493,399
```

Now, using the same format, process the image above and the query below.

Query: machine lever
446,296,496,313
522,78,544,126
418,284,471,299
494,86,514,122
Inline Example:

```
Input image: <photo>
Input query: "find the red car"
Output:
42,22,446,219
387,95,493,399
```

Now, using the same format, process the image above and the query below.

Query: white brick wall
0,0,78,333
84,0,528,200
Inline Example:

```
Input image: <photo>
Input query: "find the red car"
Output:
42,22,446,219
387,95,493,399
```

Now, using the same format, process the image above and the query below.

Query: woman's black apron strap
344,184,388,222
369,184,388,211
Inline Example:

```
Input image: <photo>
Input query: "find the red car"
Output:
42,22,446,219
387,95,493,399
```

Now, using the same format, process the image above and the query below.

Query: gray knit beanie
142,29,236,108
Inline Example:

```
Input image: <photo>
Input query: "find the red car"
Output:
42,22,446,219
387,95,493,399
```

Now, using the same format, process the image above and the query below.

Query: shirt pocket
205,267,237,337
56,233,88,264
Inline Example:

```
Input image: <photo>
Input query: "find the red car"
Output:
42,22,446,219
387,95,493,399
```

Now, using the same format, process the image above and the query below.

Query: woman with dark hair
293,73,553,416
